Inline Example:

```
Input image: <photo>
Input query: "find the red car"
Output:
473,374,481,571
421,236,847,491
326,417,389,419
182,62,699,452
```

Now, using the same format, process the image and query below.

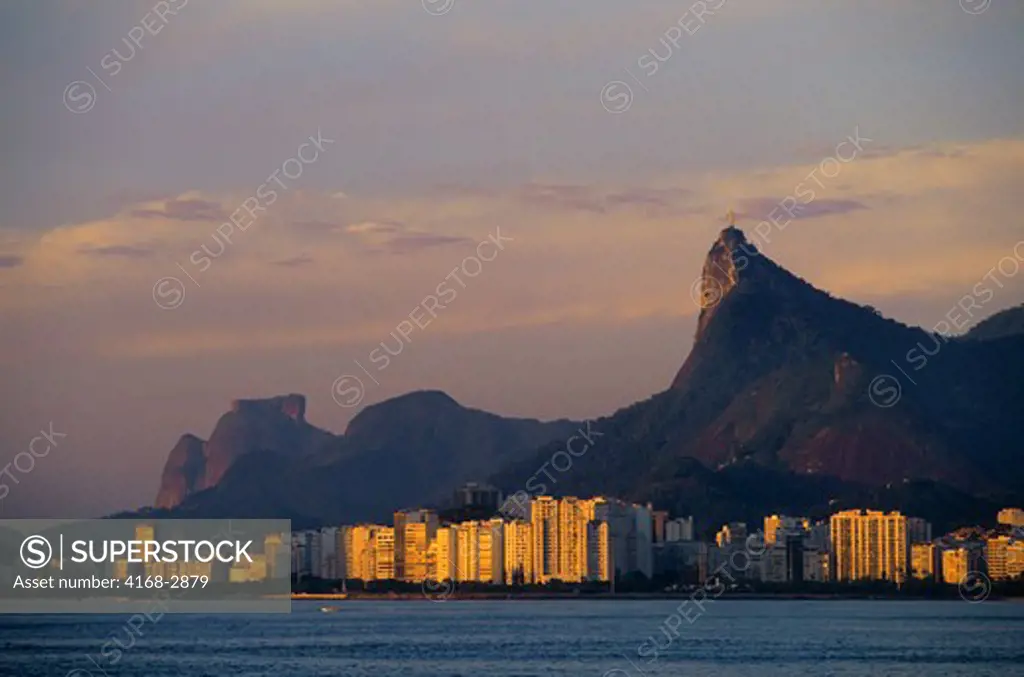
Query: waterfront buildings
478,518,505,584
764,515,809,546
394,509,438,581
910,543,939,580
651,510,669,544
715,522,747,548
997,507,1024,528
830,510,907,583
373,527,396,580
290,502,1017,590
454,482,504,511
504,520,534,584
941,547,975,585
433,526,458,582
531,496,560,583
985,535,1024,580
665,516,694,543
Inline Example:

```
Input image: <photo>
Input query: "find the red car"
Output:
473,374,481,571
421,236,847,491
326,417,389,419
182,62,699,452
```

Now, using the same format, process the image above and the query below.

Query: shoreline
292,592,1023,602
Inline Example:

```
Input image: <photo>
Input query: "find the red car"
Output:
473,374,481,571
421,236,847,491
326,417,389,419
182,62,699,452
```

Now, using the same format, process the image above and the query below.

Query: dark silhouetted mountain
492,227,1024,530
148,390,577,525
154,394,330,508
145,228,1022,530
965,303,1024,341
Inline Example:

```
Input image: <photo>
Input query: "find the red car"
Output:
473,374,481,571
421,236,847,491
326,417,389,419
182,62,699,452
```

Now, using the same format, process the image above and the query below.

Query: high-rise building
135,524,157,579
665,517,694,543
373,527,395,580
319,527,341,580
997,508,1024,528
651,510,669,544
764,515,809,546
347,525,380,580
478,518,505,584
454,482,503,510
291,530,320,579
456,521,481,582
434,526,459,582
941,547,973,585
785,534,804,583
830,510,908,583
906,518,932,545
802,548,828,582
557,497,593,582
911,543,939,580
760,544,789,583
805,521,831,552
394,509,438,581
504,520,534,585
632,503,654,578
531,497,560,583
986,536,1012,580
402,518,437,582
589,497,653,580
586,520,611,581
1007,540,1024,579
715,522,748,548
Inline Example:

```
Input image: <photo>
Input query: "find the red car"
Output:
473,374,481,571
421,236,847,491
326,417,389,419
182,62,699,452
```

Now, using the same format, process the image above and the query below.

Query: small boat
319,605,341,613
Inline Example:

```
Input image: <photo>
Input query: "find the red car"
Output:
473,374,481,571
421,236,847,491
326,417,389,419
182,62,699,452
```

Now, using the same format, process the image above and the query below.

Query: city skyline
290,495,1024,594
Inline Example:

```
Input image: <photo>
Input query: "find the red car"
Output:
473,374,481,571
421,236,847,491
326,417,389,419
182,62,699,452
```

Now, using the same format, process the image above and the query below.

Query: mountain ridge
143,227,1023,530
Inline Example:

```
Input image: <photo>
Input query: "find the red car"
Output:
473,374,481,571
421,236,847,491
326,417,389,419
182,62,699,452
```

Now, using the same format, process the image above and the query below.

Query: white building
665,517,695,542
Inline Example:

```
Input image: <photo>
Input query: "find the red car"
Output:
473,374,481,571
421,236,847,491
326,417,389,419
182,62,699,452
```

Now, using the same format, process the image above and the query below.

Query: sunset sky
1,0,1022,517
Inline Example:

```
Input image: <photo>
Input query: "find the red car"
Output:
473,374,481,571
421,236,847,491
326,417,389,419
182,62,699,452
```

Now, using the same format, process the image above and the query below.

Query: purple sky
1,0,1023,517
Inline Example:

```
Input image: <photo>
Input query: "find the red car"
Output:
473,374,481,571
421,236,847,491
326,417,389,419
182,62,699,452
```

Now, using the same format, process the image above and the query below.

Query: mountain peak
230,394,306,422
694,227,760,338
716,225,750,250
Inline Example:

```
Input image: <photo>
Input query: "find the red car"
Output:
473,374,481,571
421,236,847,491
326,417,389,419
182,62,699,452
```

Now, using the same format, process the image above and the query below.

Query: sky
0,0,1022,518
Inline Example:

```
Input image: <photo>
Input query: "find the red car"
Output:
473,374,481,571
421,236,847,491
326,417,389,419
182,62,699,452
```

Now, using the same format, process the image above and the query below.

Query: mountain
154,394,331,508
150,390,578,525
146,227,1023,531
492,227,1024,531
965,303,1024,341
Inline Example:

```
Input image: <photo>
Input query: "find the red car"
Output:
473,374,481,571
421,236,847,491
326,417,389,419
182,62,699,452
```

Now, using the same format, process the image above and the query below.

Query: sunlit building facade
557,497,593,582
830,510,907,583
478,519,505,584
531,497,560,583
503,520,534,585
941,547,972,585
394,509,439,581
346,525,379,580
997,507,1024,528
910,543,939,580
456,521,481,582
373,527,395,580
434,526,458,582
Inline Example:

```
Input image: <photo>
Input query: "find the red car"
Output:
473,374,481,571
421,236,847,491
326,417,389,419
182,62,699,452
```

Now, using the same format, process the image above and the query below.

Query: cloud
129,198,228,222
345,221,403,235
737,197,868,221
0,255,24,268
272,254,314,267
343,220,471,255
517,183,694,216
292,220,344,235
77,244,155,259
4,136,1022,357
385,233,473,255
